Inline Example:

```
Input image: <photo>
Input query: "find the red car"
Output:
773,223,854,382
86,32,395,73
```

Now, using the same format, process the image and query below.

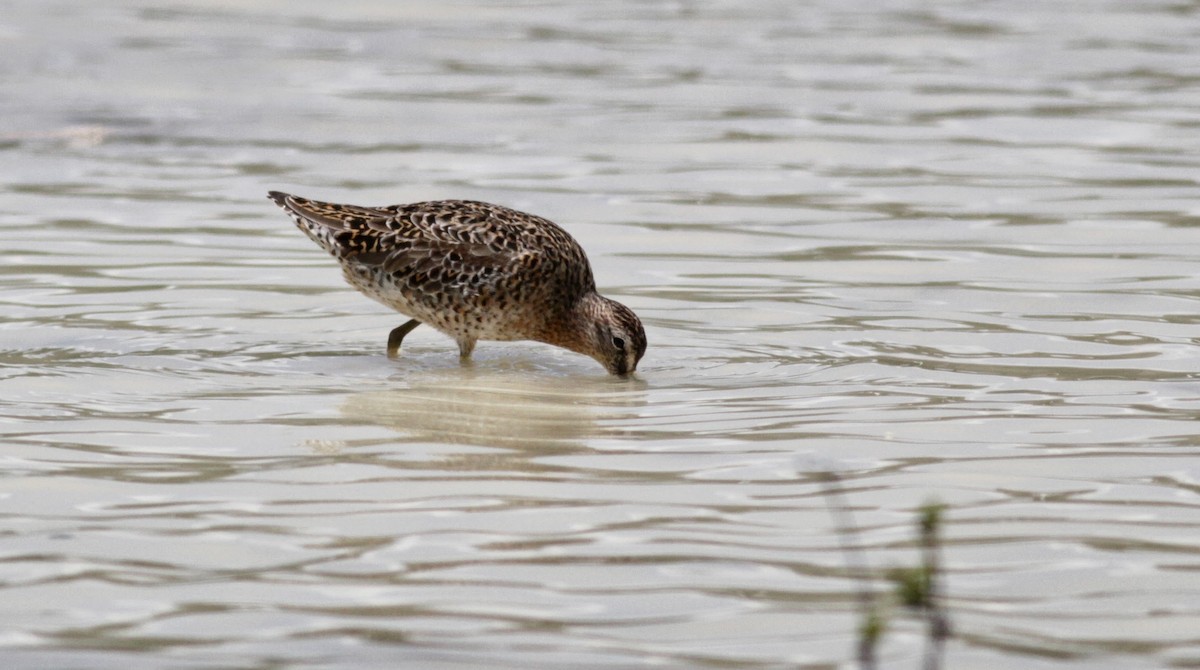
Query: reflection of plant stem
819,472,881,670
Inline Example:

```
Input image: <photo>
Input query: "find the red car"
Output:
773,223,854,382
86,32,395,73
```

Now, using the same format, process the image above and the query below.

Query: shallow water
4,1,1200,668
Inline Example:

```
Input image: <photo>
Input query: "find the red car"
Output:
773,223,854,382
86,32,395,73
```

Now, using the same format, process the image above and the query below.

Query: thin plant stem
919,503,949,670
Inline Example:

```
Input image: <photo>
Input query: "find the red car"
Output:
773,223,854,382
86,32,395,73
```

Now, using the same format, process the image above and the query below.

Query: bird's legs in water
386,319,421,358
386,320,476,364
457,337,476,362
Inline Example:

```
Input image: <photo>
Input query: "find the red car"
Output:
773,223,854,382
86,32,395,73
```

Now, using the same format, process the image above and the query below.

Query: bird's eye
612,336,625,350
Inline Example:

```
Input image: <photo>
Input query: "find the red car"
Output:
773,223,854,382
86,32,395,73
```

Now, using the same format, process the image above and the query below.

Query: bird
268,191,646,375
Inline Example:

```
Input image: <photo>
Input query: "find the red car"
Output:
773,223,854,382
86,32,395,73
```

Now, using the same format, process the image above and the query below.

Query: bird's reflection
339,365,647,451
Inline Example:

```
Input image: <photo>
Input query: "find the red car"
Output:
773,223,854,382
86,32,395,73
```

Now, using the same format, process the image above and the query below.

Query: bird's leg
386,319,421,358
457,337,476,361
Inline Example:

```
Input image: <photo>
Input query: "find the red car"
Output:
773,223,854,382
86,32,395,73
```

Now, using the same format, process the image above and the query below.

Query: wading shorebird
268,192,646,375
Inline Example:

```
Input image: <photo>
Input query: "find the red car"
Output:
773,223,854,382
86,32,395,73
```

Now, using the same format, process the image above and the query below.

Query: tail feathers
268,191,347,257
268,191,395,260
266,190,291,208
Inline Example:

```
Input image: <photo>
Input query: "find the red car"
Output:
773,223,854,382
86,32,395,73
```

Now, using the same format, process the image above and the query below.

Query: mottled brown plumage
268,191,646,375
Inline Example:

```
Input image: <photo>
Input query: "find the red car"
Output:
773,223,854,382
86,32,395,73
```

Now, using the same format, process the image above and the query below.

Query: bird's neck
534,292,602,356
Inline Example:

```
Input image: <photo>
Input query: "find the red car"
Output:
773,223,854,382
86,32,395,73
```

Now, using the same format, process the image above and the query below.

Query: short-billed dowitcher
268,192,646,375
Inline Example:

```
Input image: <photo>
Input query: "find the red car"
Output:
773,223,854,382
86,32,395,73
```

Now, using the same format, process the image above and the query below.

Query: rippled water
4,1,1200,668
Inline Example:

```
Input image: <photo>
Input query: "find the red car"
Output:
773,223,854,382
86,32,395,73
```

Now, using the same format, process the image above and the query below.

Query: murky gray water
4,1,1200,668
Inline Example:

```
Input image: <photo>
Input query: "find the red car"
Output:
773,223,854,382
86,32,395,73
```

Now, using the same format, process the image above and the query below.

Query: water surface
3,1,1200,668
